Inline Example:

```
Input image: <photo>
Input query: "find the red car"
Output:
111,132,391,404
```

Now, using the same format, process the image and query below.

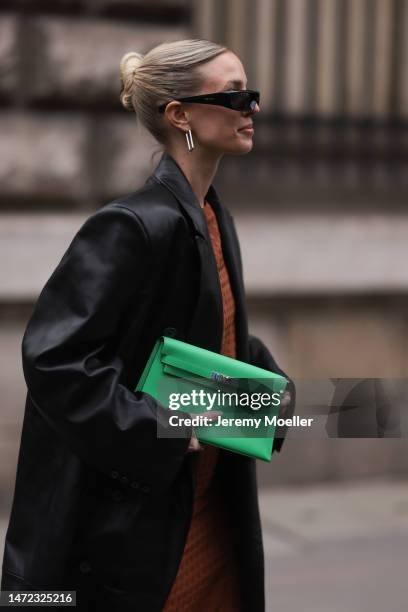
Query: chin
220,138,254,156
232,140,254,155
211,136,254,156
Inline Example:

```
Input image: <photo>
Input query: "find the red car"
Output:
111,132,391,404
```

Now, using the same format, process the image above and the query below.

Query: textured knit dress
162,200,242,611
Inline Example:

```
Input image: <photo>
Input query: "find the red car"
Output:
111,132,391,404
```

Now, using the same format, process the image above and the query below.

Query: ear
164,101,191,131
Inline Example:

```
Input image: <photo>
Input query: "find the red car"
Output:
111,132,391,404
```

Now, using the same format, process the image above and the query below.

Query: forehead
196,51,247,91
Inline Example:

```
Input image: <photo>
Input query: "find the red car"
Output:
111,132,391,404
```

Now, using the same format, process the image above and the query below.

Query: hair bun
119,51,144,111
120,51,143,80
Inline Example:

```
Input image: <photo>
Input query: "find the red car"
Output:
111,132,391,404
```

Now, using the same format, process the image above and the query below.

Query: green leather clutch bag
135,336,288,461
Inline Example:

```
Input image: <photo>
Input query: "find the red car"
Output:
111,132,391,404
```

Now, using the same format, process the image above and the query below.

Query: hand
280,391,291,408
187,429,202,453
186,410,223,453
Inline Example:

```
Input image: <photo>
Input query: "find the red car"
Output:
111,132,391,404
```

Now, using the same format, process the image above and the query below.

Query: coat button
163,327,177,338
112,489,124,502
120,475,129,486
79,560,91,574
141,484,151,494
110,469,119,479
130,481,140,490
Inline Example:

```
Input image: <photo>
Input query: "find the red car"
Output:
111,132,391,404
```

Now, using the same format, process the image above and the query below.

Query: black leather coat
1,152,294,611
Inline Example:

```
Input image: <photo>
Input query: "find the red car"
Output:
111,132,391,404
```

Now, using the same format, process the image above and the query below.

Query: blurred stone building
1,0,408,509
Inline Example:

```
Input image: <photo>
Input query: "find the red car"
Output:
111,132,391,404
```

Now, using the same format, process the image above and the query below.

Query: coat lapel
150,151,248,360
151,151,209,239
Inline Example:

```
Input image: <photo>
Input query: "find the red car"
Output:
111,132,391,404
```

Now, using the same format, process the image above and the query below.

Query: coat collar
150,150,222,240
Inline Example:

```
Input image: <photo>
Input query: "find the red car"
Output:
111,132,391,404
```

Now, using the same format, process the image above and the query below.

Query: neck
165,146,222,208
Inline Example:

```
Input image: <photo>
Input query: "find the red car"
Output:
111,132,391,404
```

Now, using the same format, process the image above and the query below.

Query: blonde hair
119,39,228,144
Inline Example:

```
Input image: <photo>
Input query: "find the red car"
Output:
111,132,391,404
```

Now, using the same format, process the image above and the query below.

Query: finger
204,410,223,421
187,441,202,453
280,391,291,408
187,432,202,453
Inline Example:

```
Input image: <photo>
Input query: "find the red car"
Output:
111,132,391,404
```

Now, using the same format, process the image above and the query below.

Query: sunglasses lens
231,92,250,111
231,92,260,111
249,92,260,110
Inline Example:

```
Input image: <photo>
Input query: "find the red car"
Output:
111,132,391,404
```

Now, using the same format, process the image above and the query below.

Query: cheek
196,113,237,142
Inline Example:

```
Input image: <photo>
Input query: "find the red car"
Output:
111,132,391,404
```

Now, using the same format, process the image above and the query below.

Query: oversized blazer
1,151,295,611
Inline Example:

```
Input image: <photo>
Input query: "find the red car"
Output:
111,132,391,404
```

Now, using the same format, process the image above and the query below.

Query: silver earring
185,129,194,152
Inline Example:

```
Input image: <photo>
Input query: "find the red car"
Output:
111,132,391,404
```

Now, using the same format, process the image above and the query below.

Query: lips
238,124,254,131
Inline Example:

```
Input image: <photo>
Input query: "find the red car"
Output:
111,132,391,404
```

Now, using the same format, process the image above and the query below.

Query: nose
244,102,260,116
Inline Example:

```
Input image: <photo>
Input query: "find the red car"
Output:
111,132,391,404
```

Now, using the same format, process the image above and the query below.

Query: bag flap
161,354,213,380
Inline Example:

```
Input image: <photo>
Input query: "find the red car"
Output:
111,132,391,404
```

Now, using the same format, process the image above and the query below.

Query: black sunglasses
158,89,260,114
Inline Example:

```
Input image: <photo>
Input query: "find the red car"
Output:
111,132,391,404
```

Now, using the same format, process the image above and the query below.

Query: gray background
1,1,407,610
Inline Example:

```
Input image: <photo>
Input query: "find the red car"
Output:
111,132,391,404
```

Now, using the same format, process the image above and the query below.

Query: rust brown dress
162,200,242,611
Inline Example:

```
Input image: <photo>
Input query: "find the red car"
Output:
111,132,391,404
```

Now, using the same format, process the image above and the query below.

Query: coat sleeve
248,334,296,453
22,204,193,496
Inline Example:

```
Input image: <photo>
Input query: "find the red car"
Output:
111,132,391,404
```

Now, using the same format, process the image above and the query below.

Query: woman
1,39,294,611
